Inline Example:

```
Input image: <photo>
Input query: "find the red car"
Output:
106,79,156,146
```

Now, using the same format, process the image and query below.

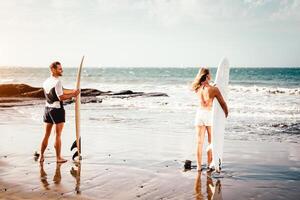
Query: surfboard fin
72,151,79,160
71,140,77,151
71,137,81,151
71,137,81,160
72,150,82,160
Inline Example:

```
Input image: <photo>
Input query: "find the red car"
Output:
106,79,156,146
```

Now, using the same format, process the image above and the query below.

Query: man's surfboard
71,56,84,161
211,57,230,172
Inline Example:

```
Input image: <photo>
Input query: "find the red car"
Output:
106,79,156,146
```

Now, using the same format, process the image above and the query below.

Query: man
40,61,80,163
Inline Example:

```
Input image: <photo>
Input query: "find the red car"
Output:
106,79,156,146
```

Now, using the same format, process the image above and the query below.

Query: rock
81,88,105,96
21,89,44,98
0,84,42,97
111,90,134,95
0,84,106,98
184,160,192,170
34,151,40,162
64,97,102,105
144,92,168,97
0,83,168,107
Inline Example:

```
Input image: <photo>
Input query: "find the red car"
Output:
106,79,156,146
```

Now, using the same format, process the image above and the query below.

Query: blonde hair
191,68,210,92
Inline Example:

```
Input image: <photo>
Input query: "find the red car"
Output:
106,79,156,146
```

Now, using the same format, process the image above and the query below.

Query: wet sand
0,106,300,200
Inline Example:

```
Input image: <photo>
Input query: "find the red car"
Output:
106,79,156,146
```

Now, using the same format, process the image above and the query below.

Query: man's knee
55,123,64,133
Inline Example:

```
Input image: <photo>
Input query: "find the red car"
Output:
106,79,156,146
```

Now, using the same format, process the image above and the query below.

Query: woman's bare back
197,84,228,117
196,84,214,110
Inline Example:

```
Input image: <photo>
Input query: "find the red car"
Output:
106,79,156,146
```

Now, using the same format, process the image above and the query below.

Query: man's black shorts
43,107,65,124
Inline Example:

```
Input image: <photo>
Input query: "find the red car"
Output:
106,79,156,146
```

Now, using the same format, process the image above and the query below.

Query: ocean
1,67,300,199
0,67,299,145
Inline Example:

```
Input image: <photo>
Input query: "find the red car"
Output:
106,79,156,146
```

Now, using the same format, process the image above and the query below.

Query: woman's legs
206,126,213,167
196,125,206,171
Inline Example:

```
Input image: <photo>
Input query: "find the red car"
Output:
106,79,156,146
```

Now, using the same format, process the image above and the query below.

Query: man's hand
59,89,80,101
73,89,80,97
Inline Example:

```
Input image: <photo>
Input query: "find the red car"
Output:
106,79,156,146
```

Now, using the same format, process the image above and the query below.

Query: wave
229,85,300,95
271,123,300,135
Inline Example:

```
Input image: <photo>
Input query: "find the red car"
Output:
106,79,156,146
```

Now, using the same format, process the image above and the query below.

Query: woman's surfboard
71,56,84,161
211,57,230,172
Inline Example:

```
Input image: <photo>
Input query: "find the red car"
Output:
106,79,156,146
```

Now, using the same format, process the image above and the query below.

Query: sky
0,0,299,68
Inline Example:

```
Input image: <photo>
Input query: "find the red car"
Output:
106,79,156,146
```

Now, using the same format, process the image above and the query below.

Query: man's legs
40,123,53,162
54,122,67,163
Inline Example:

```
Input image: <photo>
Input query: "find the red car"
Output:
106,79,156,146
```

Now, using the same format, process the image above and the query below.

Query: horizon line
0,65,299,69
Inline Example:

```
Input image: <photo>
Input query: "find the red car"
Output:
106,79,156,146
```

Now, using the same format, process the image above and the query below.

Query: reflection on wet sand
194,172,204,200
39,162,63,189
70,162,81,194
53,163,62,184
39,163,50,190
194,171,223,200
39,162,82,194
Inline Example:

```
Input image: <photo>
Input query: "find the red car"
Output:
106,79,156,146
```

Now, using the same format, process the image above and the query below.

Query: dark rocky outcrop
0,84,43,97
0,83,168,107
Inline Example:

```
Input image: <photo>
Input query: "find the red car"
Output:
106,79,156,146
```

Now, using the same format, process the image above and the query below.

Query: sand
0,106,300,200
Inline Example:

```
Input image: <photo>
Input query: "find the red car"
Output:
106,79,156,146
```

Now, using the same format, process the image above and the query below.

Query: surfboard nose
219,57,229,67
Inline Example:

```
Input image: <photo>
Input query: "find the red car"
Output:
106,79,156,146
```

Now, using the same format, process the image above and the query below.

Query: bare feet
57,158,67,163
196,165,202,171
207,167,214,172
207,163,214,172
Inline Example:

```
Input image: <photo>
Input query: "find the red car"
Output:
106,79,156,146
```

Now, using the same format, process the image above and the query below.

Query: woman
192,68,228,171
